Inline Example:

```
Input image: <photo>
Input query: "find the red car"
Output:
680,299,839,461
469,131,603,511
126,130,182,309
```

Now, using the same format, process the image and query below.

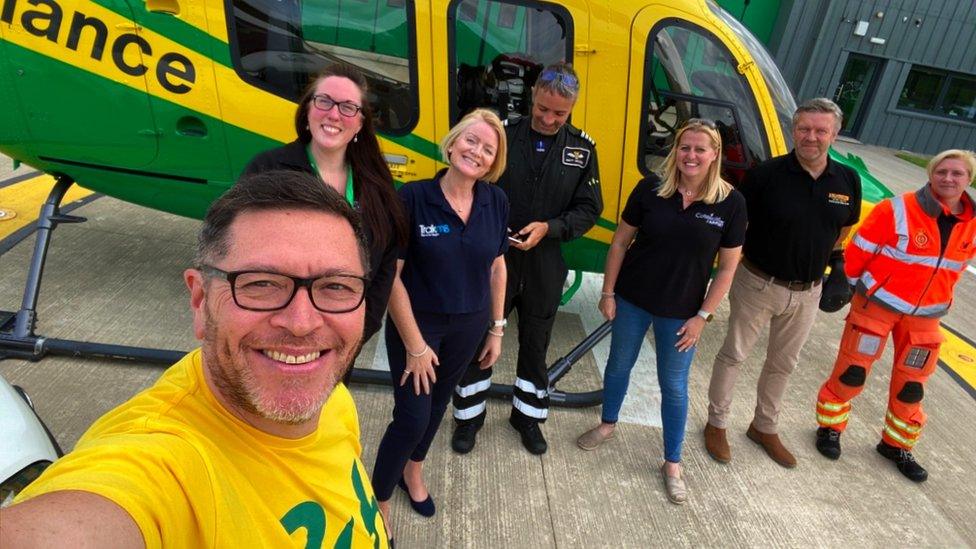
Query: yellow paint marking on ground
940,327,976,390
0,175,93,241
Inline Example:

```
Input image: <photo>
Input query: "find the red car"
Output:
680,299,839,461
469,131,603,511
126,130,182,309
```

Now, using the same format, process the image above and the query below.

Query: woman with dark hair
244,63,408,353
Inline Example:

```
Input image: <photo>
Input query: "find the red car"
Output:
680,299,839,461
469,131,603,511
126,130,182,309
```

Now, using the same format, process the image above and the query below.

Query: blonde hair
927,149,976,184
658,120,733,204
440,109,508,183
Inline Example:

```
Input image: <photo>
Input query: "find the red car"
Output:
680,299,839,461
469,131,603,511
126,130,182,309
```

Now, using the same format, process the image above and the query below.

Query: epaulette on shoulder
502,115,524,128
566,125,596,146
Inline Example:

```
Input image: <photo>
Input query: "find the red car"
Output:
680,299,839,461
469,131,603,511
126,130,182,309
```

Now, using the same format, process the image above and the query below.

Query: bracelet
600,292,614,299
487,328,504,337
406,344,430,358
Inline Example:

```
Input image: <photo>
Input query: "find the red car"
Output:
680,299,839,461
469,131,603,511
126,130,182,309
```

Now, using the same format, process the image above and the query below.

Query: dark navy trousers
372,308,489,501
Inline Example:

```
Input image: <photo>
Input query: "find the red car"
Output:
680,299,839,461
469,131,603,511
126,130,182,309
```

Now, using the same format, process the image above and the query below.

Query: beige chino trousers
707,263,822,434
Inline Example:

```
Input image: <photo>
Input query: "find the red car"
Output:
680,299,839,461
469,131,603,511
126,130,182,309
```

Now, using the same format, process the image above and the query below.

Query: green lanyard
306,145,355,206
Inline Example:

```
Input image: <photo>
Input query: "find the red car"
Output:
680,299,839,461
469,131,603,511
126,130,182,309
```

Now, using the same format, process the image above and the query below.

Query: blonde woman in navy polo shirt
372,109,509,541
576,119,746,504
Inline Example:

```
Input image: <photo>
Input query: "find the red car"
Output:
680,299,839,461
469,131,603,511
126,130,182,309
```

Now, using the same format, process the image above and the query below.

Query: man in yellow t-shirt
0,170,388,548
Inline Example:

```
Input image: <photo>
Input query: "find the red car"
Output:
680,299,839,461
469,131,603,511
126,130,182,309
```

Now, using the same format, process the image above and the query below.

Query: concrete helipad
2,145,976,547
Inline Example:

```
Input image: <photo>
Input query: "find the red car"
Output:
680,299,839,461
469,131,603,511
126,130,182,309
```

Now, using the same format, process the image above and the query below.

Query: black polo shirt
398,172,509,315
740,152,861,283
614,175,747,318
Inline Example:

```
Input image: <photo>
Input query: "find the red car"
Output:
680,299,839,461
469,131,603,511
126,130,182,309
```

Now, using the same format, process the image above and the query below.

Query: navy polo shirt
398,172,510,314
614,175,747,318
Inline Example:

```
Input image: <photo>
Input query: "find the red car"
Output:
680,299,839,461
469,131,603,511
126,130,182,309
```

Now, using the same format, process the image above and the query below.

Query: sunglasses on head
538,69,579,90
685,118,717,129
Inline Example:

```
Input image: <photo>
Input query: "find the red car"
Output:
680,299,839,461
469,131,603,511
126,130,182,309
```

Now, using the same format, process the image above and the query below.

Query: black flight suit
453,116,602,426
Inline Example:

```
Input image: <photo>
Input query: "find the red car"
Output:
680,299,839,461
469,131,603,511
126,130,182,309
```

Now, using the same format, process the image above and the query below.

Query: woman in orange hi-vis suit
814,149,976,483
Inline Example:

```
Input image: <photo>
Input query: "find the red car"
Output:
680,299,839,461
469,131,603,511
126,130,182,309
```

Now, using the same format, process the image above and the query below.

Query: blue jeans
602,296,695,463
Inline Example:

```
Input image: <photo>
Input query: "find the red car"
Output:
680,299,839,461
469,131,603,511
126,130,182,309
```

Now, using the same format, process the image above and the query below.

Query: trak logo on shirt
419,224,450,237
695,212,725,228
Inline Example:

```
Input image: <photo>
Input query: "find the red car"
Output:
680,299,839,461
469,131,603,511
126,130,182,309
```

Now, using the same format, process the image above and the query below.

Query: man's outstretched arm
0,490,143,549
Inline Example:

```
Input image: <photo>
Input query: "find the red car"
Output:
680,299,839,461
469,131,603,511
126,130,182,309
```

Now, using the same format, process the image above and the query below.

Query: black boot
509,417,547,455
876,441,928,482
451,421,483,454
815,427,842,460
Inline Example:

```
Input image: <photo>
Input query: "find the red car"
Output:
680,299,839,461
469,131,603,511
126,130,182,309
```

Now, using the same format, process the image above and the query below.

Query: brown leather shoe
703,423,731,463
746,423,796,468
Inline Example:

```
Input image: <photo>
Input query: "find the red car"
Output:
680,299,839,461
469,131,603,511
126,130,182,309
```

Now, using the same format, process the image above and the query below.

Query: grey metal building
765,0,975,154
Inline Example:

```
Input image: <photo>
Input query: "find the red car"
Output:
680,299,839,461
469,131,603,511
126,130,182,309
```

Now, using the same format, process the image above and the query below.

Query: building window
227,0,418,135
897,66,976,122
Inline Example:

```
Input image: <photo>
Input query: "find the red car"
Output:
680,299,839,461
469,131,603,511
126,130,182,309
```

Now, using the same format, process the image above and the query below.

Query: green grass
895,151,930,169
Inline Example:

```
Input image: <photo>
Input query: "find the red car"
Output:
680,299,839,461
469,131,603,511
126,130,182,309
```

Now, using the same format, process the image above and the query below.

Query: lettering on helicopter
1,0,196,94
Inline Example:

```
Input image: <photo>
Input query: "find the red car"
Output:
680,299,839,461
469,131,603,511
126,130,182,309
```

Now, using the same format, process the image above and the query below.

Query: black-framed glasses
538,69,579,91
685,117,717,129
199,266,368,313
311,94,363,117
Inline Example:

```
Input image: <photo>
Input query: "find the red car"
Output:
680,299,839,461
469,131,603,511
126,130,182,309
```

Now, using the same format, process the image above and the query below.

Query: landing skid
0,177,608,407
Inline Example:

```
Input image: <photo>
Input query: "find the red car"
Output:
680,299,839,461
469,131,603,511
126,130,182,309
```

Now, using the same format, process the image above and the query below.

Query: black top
499,117,602,243
241,140,398,343
739,151,861,283
614,174,747,319
398,171,509,314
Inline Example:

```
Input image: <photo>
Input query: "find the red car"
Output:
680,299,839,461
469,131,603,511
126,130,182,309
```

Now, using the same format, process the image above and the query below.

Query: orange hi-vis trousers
816,293,944,450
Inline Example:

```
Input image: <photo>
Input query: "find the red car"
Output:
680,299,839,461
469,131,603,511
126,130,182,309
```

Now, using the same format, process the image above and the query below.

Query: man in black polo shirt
703,98,861,468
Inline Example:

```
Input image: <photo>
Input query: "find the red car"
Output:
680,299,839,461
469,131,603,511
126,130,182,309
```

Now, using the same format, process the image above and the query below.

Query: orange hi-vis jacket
845,185,976,318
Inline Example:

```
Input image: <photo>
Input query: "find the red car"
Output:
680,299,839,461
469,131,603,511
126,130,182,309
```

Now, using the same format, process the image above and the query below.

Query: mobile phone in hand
507,229,525,243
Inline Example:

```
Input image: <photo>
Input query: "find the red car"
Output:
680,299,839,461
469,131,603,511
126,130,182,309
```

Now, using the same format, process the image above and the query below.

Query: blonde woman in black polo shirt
576,119,746,504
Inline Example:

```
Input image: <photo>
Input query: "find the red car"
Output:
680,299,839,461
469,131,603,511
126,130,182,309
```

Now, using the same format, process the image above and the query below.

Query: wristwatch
696,310,714,322
490,319,508,328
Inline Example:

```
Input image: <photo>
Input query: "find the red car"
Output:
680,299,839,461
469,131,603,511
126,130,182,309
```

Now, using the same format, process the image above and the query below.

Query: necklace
678,185,699,198
444,192,472,215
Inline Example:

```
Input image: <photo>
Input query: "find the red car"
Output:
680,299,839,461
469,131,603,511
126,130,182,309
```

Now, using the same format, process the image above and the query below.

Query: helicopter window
227,0,418,136
640,21,769,185
449,0,573,124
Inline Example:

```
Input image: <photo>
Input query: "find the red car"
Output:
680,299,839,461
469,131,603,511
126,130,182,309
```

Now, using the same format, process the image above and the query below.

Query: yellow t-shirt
16,349,387,549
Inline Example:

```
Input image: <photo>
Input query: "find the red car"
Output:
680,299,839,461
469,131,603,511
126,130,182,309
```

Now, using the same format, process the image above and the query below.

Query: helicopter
0,0,892,404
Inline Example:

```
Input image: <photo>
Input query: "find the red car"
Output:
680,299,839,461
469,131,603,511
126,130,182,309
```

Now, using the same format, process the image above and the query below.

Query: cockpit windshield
707,1,796,149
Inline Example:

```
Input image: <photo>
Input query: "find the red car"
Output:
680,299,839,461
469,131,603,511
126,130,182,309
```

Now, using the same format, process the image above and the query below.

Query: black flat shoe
398,478,435,517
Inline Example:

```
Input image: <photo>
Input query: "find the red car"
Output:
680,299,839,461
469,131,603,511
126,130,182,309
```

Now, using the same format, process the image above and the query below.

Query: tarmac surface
1,143,975,547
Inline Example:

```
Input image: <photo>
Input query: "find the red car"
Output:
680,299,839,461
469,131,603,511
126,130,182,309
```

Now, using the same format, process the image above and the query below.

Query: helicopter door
440,0,585,129
1,0,157,167
621,5,773,212
129,0,231,182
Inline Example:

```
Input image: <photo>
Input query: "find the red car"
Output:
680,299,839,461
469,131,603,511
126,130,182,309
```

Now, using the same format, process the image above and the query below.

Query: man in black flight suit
451,62,603,455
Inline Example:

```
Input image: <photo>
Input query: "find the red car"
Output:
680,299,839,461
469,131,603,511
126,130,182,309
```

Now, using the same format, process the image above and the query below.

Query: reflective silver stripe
872,285,949,316
860,271,950,316
883,425,915,447
514,377,548,399
512,396,548,419
886,410,922,434
455,378,492,398
851,233,880,254
891,196,909,252
453,401,486,420
817,401,849,412
817,413,849,426
846,276,858,286
879,246,965,271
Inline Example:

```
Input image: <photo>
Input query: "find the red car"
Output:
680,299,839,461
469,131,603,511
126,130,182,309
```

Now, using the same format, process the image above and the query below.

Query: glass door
833,54,882,137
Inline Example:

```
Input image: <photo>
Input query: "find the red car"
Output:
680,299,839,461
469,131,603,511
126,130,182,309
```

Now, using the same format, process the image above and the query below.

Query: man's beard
201,310,357,426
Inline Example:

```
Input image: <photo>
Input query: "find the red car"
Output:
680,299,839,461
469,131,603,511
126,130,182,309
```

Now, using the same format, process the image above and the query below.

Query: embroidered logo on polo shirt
695,212,725,228
562,147,590,168
419,224,450,237
827,193,851,206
